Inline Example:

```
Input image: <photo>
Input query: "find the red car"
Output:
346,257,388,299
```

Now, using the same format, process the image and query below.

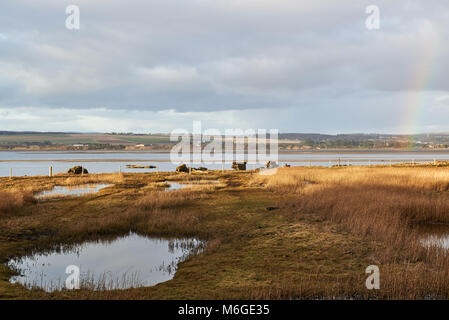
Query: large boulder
231,161,247,171
68,166,88,175
176,163,189,173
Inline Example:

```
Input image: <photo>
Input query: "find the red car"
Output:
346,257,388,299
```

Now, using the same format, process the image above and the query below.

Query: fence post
338,158,341,167
49,166,53,177
9,168,12,179
81,166,84,176
308,161,311,168
222,162,224,173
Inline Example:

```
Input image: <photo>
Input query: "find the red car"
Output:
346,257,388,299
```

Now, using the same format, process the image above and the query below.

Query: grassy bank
1,166,449,299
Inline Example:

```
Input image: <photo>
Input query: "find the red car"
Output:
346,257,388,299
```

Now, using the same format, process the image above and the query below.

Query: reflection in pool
36,184,112,199
166,181,221,191
166,182,194,191
8,233,204,291
416,224,449,249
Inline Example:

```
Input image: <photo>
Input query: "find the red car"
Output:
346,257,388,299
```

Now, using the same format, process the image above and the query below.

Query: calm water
166,181,220,191
417,224,449,250
8,233,204,291
36,184,112,199
166,182,194,191
1,151,449,177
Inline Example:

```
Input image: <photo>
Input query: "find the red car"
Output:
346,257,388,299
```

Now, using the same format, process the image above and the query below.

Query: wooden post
338,158,341,167
81,166,84,176
49,166,53,177
222,163,224,173
9,168,12,179
308,161,311,168
189,165,192,175
156,166,159,174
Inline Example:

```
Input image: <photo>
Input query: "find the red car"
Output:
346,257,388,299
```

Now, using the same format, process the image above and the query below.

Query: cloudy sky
1,0,449,134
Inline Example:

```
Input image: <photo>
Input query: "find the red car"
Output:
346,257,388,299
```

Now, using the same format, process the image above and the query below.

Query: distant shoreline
2,149,449,155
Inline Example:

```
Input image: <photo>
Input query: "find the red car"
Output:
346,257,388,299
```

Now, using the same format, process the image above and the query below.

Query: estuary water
1,150,449,177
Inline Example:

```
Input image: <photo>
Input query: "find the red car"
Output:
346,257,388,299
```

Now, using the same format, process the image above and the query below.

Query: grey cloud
0,0,449,133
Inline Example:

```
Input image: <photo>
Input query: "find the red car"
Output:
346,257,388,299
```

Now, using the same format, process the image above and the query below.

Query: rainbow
399,26,442,145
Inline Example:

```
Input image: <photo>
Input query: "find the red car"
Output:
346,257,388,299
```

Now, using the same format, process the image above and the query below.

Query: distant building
72,144,85,147
135,144,145,148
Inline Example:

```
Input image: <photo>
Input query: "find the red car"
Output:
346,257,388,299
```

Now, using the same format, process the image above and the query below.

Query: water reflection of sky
8,233,203,292
416,224,449,250
36,184,111,199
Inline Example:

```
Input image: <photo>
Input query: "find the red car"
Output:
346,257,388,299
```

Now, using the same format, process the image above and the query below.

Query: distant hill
1,131,449,150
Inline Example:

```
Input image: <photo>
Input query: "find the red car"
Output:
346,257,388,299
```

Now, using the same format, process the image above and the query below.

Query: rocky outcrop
67,166,88,174
175,164,208,173
176,164,189,173
231,161,247,171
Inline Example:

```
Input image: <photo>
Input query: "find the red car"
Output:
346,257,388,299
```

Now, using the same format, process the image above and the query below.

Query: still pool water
166,182,194,191
8,233,204,291
165,181,221,191
417,224,449,250
36,184,112,199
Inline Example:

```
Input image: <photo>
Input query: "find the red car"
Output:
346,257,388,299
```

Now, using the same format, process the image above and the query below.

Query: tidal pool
36,184,112,199
8,233,204,291
417,224,449,250
166,181,221,191
166,182,194,191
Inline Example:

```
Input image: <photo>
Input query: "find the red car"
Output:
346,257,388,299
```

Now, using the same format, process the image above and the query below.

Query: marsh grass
0,191,35,215
5,167,449,299
252,166,449,298
136,189,208,210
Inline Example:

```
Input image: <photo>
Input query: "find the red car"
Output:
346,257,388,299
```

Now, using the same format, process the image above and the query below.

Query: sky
0,0,449,134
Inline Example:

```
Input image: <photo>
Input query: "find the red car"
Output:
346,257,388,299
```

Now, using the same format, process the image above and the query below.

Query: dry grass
62,173,125,186
136,189,208,210
4,167,449,299
0,191,35,215
252,166,449,298
252,166,449,193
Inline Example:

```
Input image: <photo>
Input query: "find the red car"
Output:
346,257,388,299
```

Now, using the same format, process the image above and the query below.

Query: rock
68,166,88,175
176,164,189,173
126,164,156,169
231,161,247,171
266,206,279,211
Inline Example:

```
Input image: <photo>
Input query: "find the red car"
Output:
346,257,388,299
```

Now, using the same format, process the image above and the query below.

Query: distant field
0,133,172,146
